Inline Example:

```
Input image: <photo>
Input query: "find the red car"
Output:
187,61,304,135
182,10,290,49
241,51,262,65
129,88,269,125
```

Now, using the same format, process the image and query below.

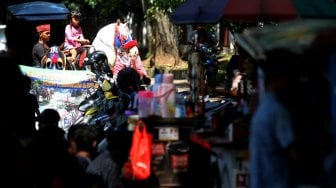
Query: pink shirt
64,24,84,49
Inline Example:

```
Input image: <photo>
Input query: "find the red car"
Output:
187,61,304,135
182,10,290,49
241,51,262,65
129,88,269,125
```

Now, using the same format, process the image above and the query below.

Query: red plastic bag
128,120,153,180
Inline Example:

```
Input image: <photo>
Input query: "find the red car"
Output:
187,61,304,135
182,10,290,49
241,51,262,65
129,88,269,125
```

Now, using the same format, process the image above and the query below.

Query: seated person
64,10,90,64
32,24,50,67
216,43,255,98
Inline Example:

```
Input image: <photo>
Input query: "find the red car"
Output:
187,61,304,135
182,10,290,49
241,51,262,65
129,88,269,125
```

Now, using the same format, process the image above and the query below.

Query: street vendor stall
235,18,336,188
171,0,336,184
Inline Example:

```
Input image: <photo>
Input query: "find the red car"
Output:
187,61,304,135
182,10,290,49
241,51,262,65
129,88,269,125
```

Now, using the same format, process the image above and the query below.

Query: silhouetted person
216,43,254,98
22,75,40,132
0,19,38,187
67,123,99,171
249,48,329,188
86,128,133,188
33,108,86,188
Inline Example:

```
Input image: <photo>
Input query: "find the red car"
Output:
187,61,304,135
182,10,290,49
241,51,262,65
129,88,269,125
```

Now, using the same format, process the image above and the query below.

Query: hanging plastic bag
126,120,153,180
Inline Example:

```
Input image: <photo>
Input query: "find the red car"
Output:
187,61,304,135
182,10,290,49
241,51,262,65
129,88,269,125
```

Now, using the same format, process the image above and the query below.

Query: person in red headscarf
32,24,51,67
112,39,148,81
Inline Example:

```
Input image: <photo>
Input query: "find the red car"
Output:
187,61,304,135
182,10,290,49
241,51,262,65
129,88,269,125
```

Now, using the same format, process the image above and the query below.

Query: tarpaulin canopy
7,1,69,21
170,0,227,24
235,19,336,59
293,0,336,19
223,0,297,22
170,0,336,24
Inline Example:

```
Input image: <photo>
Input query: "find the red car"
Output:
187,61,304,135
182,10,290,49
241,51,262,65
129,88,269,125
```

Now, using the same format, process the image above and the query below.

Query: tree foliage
146,0,185,16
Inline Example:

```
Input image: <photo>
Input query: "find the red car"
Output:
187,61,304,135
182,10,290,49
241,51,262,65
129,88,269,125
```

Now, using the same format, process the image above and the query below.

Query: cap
122,40,138,50
36,24,50,33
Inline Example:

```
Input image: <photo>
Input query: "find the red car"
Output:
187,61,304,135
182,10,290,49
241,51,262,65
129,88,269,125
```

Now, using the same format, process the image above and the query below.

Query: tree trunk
150,10,181,69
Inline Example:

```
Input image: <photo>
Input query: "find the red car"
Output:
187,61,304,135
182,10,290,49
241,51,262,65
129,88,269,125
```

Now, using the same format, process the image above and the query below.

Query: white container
159,73,176,118
137,90,154,118
151,74,163,116
175,93,186,118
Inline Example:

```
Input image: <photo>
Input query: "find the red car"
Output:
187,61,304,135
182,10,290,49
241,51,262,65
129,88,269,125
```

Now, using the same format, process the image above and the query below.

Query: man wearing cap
32,24,51,67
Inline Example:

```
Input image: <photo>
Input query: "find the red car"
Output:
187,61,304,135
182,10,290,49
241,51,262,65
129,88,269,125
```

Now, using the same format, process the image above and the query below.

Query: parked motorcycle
74,79,106,125
74,51,138,132
199,44,219,95
74,52,122,129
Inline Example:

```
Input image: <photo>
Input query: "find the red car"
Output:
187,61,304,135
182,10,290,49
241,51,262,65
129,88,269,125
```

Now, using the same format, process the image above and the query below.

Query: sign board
20,65,96,130
158,127,179,141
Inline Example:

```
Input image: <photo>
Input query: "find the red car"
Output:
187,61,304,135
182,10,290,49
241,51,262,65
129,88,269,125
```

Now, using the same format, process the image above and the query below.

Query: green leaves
146,0,185,17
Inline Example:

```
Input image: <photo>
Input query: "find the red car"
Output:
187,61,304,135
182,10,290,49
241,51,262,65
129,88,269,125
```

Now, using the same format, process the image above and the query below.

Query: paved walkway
173,79,226,102
149,77,226,102
173,79,190,93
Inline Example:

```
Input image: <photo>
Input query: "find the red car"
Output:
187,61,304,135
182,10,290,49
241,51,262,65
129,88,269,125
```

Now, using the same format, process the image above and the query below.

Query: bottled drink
160,73,176,118
175,93,186,118
137,90,154,118
151,74,163,116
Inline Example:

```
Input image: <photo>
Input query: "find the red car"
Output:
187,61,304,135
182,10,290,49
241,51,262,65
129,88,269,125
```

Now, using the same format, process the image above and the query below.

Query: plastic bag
127,120,153,180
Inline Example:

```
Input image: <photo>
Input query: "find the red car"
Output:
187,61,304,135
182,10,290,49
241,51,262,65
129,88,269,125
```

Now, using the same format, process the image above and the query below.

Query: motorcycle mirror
82,57,90,65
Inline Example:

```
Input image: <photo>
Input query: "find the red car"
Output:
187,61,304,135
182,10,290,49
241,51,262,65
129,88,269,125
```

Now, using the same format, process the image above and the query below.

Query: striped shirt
113,53,147,80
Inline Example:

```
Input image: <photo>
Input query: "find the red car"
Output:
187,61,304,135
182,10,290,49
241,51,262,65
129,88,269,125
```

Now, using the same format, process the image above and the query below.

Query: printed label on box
158,127,179,141
152,142,166,156
171,154,189,173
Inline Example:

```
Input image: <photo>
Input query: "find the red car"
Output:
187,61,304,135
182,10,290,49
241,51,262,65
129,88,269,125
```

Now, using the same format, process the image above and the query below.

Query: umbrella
223,0,336,22
7,1,70,21
170,0,336,24
170,0,227,24
292,0,336,19
235,19,336,59
223,0,297,22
